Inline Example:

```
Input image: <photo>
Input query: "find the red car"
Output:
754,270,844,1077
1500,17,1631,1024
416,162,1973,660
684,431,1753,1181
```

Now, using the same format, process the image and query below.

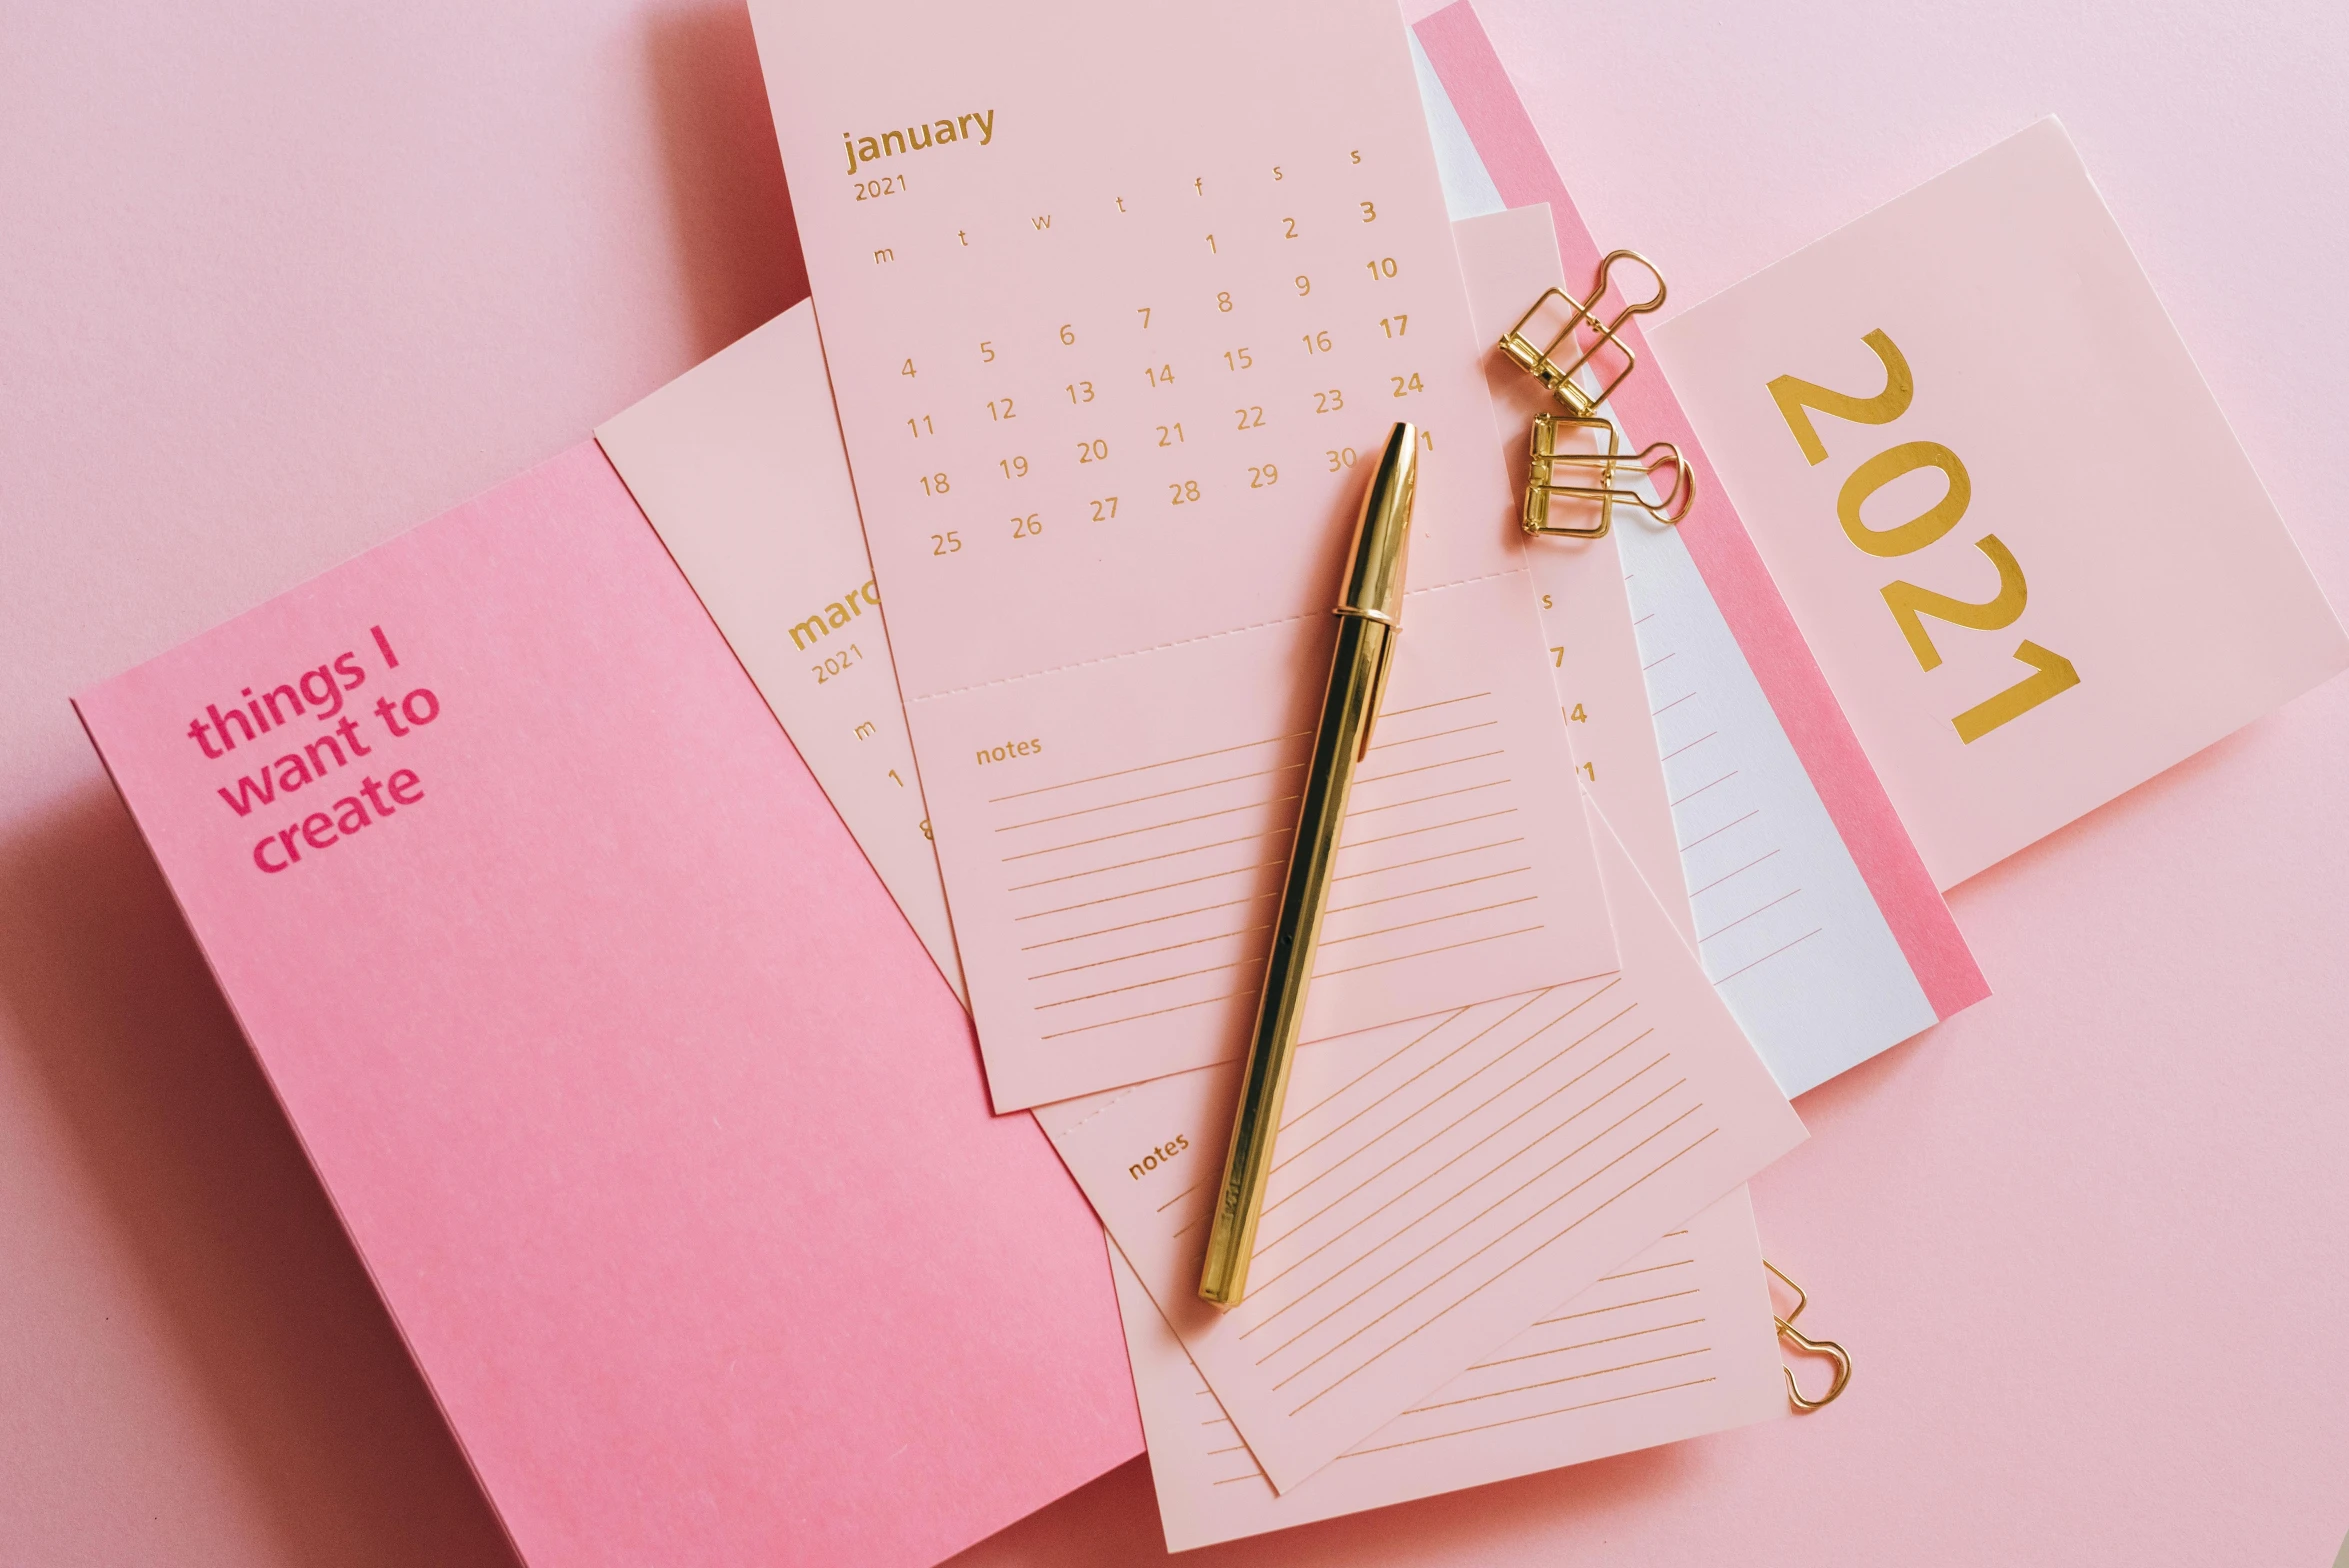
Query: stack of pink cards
70,0,2341,1558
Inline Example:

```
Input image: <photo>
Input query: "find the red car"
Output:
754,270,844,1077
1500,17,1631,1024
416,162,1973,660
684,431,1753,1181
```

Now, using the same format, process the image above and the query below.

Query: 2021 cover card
72,442,1141,1568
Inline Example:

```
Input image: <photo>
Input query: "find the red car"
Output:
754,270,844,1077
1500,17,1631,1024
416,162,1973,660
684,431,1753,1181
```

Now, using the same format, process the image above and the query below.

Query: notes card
72,445,1141,1568
1647,118,2349,888
1413,3,1988,1094
595,301,965,999
1114,1189,1782,1549
749,0,1619,1110
1035,806,1803,1490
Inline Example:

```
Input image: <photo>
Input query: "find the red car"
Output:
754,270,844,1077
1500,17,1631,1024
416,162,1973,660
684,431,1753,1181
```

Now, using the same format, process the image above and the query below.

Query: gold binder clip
1497,249,1669,419
1764,1260,1852,1412
1521,411,1693,538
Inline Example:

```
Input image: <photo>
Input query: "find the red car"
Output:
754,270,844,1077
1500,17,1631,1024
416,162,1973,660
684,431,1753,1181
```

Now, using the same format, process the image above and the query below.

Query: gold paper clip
1497,249,1669,419
1521,411,1693,538
1764,1260,1852,1412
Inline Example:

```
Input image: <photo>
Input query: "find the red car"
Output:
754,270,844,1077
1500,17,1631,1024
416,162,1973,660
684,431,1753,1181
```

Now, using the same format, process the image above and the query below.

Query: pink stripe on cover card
1413,2,1986,1091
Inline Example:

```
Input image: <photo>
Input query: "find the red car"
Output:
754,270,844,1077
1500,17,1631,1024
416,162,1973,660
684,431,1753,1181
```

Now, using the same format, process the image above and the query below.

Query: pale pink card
1647,118,2348,887
72,445,1140,1568
750,0,1621,1110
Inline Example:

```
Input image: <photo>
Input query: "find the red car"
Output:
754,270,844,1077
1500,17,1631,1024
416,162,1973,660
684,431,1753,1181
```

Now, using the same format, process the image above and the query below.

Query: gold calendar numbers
1390,372,1423,398
1224,347,1253,370
1294,274,1312,296
1145,363,1176,388
1064,381,1094,403
1076,438,1109,464
1365,257,1398,281
1248,463,1279,489
1312,389,1344,414
918,472,951,497
1058,322,1077,345
1157,424,1185,446
978,341,995,363
986,397,1016,421
1379,315,1407,337
1169,479,1201,505
1325,447,1356,471
906,413,934,438
1090,496,1119,521
1233,405,1265,431
998,455,1028,478
1360,200,1377,222
930,530,961,555
1301,329,1333,355
1216,291,1234,313
1012,513,1043,539
1135,306,1152,328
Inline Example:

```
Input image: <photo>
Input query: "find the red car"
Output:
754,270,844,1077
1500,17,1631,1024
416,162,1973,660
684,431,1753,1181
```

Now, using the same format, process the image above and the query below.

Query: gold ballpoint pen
1200,421,1417,1309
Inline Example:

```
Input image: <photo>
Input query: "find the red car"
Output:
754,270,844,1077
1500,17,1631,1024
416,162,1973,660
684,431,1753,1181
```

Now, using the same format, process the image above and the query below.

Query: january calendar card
1649,118,2349,888
749,0,1624,1110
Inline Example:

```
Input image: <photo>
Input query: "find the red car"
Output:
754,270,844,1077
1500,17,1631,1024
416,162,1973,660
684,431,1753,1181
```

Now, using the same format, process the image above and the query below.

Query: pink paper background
0,1,2342,1564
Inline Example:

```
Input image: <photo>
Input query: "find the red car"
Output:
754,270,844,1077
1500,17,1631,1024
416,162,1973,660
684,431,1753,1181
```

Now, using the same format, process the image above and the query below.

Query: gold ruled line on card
1595,1258,1696,1284
1668,771,1739,810
1364,719,1499,754
1712,928,1824,985
1019,892,1276,951
1651,691,1699,719
984,730,1313,805
1334,808,1518,854
1406,1347,1713,1414
1323,866,1531,918
1267,992,1555,1176
1246,1046,1663,1302
1327,837,1528,886
1248,1081,1688,1354
1258,1021,1653,1260
1277,1008,1479,1129
1380,691,1491,719
1026,921,1273,985
1342,1378,1717,1456
1537,1287,1703,1327
1348,749,1505,790
992,760,1306,833
1315,896,1537,949
1309,926,1549,981
1013,851,1286,907
1000,794,1302,864
1677,809,1760,855
1157,1179,1205,1214
1284,1124,1721,1414
1687,849,1780,899
1698,889,1801,945
1464,1317,1708,1372
1340,778,1510,819
1036,985,1258,1041
1033,956,1261,1010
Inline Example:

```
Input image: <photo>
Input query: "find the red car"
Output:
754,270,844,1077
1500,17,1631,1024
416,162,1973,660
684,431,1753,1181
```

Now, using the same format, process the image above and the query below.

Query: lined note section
1609,509,1940,1091
1035,809,1803,1487
1113,1191,1783,1549
922,572,1620,1109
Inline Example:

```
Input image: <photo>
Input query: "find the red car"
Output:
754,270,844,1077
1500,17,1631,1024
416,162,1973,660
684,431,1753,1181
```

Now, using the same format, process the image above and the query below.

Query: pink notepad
72,443,1140,1568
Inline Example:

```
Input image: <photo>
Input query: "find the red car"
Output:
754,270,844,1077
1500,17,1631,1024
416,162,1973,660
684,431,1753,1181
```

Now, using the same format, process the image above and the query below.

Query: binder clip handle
1521,414,1696,539
1496,248,1671,418
1765,1260,1852,1413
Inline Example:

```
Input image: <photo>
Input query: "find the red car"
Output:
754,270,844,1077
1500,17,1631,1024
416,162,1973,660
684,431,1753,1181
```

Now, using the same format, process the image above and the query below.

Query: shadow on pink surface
0,792,521,1564
641,1,811,362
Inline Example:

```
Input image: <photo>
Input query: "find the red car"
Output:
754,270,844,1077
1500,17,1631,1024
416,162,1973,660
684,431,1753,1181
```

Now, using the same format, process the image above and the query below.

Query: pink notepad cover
71,443,1141,1568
